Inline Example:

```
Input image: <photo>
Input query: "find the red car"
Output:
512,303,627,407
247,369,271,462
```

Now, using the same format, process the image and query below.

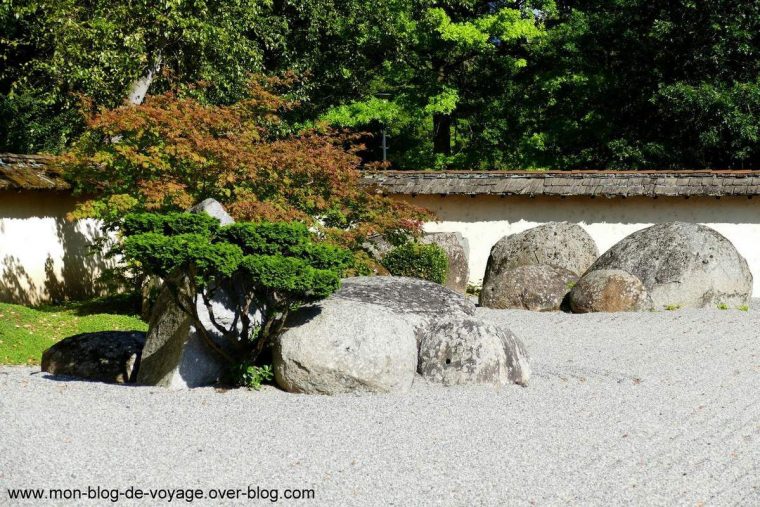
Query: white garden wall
0,192,115,304
3,190,759,303
395,194,760,296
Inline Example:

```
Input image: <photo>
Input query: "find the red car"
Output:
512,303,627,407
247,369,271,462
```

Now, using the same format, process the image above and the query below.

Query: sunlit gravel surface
2,302,759,506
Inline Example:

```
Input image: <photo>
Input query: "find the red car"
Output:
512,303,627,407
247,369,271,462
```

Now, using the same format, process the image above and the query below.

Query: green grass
0,297,147,366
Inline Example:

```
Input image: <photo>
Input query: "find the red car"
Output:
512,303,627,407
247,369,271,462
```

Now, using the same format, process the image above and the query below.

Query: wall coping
4,152,760,198
0,153,68,191
361,170,760,198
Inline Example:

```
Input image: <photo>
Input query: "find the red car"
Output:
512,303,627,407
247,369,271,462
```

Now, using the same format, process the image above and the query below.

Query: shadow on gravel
34,371,144,388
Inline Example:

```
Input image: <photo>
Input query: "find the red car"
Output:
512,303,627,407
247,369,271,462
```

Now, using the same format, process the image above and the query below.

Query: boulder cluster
40,199,528,394
480,221,752,313
41,277,531,393
480,222,597,311
274,276,530,394
39,200,752,395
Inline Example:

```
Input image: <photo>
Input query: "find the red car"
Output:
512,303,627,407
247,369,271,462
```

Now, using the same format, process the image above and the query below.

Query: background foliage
0,0,273,153
4,0,760,169
61,79,430,254
381,242,449,285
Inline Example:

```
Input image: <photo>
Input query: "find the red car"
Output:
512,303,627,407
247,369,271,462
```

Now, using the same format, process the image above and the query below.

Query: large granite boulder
585,222,752,309
137,198,259,389
483,223,599,281
481,223,598,310
274,299,418,394
567,269,653,313
41,331,145,384
480,264,577,311
421,232,470,294
274,276,530,394
418,317,530,387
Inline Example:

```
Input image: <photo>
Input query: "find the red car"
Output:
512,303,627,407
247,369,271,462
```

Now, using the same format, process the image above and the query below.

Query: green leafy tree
296,1,550,168
0,0,274,153
61,80,431,253
504,0,760,169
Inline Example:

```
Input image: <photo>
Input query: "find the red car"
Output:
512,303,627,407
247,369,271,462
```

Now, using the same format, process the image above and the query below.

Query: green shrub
381,242,448,285
120,212,352,369
229,363,274,390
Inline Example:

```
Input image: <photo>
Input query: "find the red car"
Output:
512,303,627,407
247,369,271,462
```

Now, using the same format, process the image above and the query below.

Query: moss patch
0,301,147,365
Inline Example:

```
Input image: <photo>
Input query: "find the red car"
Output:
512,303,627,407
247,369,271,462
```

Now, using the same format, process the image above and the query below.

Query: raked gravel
2,302,760,506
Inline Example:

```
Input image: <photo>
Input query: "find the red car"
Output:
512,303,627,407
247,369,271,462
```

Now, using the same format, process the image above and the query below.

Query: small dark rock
41,331,146,384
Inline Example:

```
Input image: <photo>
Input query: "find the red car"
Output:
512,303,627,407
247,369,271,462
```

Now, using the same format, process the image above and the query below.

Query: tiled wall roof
360,170,760,198
0,153,69,191
3,153,760,197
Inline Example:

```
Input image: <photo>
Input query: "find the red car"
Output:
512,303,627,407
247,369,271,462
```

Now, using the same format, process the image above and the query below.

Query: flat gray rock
418,316,530,386
41,331,145,384
586,222,752,309
333,276,475,318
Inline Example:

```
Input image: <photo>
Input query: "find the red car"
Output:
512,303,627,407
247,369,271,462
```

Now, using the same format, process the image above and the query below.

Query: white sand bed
2,303,759,505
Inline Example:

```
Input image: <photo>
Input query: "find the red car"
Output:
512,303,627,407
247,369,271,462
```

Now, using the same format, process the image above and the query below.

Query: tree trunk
125,54,162,105
433,113,452,155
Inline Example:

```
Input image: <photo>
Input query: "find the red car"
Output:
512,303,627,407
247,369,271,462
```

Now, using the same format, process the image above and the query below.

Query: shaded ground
1,303,759,505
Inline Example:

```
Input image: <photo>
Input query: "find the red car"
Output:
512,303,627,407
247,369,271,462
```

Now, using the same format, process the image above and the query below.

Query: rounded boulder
274,299,418,395
568,269,653,313
586,222,752,309
483,222,599,283
418,316,531,386
480,264,578,311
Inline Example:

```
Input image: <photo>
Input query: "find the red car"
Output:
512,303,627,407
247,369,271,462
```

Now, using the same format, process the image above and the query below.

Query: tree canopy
60,79,430,255
3,0,760,169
